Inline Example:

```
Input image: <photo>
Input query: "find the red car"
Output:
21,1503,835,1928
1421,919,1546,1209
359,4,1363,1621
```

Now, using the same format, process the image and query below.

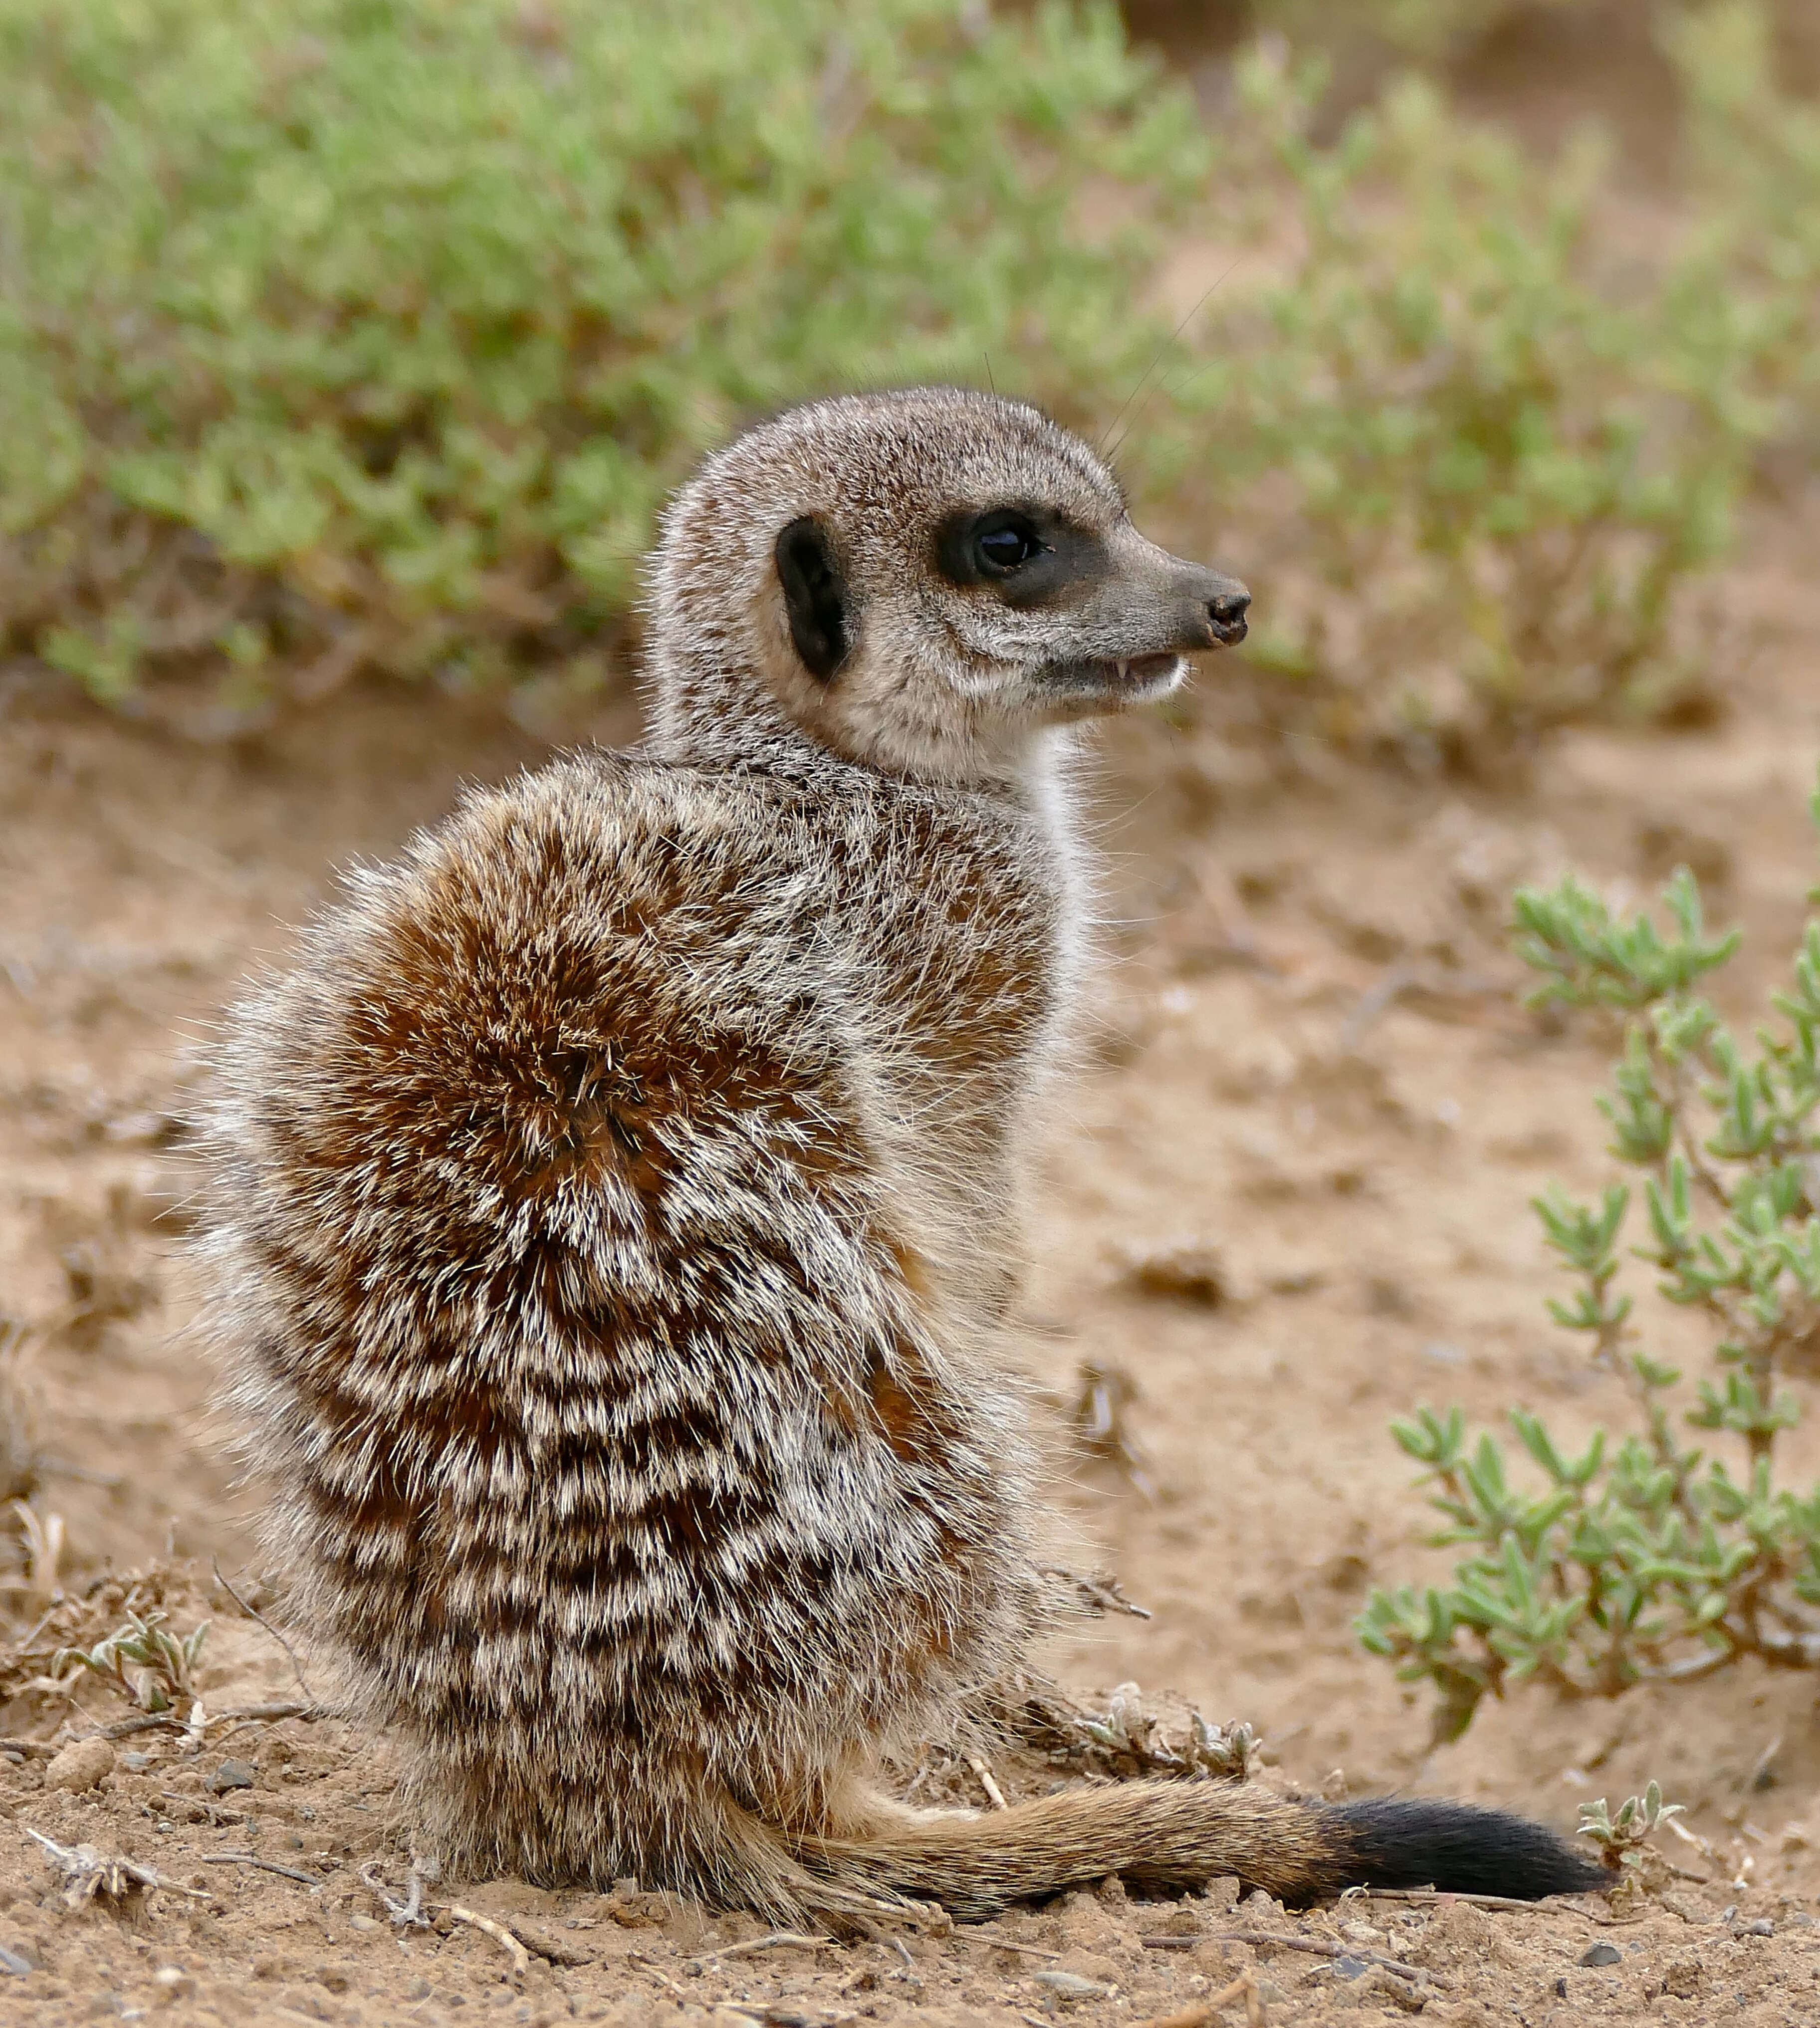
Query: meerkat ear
775,516,848,681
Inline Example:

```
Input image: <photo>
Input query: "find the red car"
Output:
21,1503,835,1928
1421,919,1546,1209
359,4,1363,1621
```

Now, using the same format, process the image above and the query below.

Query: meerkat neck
642,637,815,777
645,635,1076,813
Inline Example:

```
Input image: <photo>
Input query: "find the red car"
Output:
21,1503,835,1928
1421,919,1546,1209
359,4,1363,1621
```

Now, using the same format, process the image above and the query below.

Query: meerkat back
204,741,1042,1904
203,388,1598,1919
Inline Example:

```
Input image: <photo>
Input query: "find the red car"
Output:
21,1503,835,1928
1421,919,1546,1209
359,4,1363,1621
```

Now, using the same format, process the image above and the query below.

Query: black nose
1208,587,1250,644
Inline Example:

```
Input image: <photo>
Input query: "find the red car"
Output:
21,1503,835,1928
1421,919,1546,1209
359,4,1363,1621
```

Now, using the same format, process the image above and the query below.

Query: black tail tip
1329,1797,1609,1901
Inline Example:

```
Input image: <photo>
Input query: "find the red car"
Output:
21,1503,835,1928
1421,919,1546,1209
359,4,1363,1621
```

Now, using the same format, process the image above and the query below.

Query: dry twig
1070,1360,1157,1498
202,1851,319,1887
448,1904,531,1977
499,1920,593,1969
1202,1970,1269,2026
627,1952,691,2001
1344,1884,1595,1913
361,1859,431,1929
692,1929,837,1964
1038,1568,1153,1620
965,1752,1009,1810
96,1698,323,1741
1131,1985,1268,2028
25,1827,207,1906
1145,1928,1438,1987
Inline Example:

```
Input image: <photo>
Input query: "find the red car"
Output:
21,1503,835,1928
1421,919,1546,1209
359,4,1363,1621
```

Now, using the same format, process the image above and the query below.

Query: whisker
1105,258,1242,465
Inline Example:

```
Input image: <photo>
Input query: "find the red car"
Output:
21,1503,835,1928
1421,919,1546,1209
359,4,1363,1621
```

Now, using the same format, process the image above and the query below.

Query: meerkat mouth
1113,652,1188,686
1039,652,1186,698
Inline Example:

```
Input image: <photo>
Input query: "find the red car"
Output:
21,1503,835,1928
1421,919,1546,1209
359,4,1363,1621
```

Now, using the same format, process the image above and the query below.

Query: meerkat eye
973,516,1044,575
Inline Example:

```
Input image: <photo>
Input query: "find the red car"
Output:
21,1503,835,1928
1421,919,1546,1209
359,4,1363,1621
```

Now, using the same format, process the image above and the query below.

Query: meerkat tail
792,1782,1604,1920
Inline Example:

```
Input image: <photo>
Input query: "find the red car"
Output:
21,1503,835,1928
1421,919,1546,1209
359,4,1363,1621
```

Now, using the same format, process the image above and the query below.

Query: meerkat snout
930,504,1251,715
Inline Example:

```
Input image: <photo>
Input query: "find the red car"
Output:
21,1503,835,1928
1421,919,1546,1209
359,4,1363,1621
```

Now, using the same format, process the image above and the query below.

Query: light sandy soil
5,521,1820,2026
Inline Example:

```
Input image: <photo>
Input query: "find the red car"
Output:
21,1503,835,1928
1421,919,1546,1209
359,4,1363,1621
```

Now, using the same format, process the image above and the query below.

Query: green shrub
2,0,1803,755
1249,0,1603,65
1162,39,1768,764
0,0,1199,725
1361,783,1820,1742
1667,1,1820,456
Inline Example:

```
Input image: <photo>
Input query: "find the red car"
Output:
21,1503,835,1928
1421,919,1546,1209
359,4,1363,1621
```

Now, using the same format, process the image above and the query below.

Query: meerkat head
644,387,1248,785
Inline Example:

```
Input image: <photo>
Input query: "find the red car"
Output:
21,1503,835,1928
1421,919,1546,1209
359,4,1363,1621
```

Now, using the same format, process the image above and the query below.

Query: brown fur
200,390,1595,1920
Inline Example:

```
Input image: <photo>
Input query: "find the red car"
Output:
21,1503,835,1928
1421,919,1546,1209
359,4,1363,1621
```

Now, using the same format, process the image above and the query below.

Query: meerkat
200,388,1603,1921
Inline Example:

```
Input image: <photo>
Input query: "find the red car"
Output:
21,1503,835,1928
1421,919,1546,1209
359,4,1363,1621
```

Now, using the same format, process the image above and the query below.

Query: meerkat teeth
201,387,1593,1922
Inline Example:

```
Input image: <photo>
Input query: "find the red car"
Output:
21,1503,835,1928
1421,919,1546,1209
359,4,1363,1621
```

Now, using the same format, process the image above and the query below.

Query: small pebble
1117,1236,1228,1306
205,1758,256,1795
1332,1955,1369,1979
1034,1969,1111,1998
348,1913,381,1933
1580,1942,1622,1968
119,1752,152,1773
44,1738,114,1794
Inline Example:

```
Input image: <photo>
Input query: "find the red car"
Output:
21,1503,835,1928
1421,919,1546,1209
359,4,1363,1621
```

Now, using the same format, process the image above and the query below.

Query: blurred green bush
3,0,1816,753
1249,0,1600,63
1672,1,1820,451
1169,36,1774,764
0,0,1198,726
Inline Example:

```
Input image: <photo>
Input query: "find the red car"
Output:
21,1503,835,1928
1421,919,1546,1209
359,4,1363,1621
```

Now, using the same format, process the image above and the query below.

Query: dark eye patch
933,505,1108,609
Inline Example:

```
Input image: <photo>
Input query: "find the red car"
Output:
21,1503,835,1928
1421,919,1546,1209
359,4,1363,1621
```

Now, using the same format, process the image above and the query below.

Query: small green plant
1074,1688,1261,1781
48,1608,209,1714
1185,1713,1264,1781
1362,777,1820,1739
1578,1780,1684,1875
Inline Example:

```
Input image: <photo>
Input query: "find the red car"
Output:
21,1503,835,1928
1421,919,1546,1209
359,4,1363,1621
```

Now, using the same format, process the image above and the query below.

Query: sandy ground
6,520,1820,2025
